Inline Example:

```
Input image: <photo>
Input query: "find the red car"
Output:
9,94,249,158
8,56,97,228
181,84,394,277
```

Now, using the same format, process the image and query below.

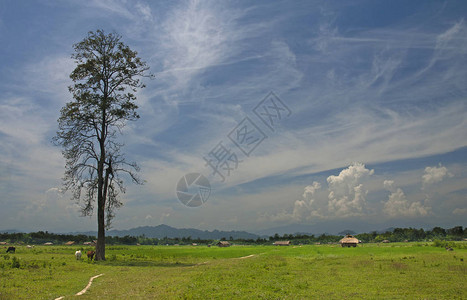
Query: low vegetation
1,226,465,246
0,242,465,299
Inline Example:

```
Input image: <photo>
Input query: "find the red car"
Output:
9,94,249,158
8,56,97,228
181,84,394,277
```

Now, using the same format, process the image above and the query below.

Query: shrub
11,257,20,269
433,240,452,248
433,240,467,249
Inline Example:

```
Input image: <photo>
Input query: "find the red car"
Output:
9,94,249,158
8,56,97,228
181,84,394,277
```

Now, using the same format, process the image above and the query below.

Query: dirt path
55,254,259,298
76,273,104,295
191,253,260,268
237,254,256,259
54,273,104,299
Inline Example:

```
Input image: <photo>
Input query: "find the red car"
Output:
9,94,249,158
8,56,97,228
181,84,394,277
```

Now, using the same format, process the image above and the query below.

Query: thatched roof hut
339,234,359,247
217,241,230,247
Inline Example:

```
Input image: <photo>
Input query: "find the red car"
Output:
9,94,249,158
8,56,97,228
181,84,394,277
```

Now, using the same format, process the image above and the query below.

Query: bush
433,239,455,248
433,240,467,249
11,257,20,269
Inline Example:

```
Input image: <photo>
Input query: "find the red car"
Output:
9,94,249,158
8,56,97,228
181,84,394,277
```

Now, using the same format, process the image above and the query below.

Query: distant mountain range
74,224,260,240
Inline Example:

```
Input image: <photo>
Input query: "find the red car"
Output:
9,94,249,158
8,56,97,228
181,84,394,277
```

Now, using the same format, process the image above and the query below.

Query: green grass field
1,243,465,299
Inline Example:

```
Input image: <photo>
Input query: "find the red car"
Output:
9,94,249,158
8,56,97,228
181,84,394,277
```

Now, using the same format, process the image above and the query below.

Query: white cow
75,250,82,260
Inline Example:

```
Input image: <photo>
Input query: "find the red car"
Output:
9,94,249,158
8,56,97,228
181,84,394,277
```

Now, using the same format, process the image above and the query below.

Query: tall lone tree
54,30,150,260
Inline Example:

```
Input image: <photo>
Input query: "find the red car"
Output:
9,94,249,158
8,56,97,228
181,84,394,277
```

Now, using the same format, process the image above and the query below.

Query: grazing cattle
87,250,95,261
75,250,82,260
6,246,15,253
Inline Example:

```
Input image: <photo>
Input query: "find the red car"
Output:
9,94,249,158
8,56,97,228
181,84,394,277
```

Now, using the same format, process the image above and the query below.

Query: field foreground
0,243,465,299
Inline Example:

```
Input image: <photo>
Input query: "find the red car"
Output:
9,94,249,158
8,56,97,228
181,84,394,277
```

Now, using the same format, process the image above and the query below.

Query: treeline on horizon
1,226,465,246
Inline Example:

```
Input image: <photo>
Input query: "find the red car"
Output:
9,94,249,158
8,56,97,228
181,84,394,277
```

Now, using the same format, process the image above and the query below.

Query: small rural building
339,234,359,247
44,242,53,245
65,241,75,246
217,241,230,247
273,241,291,246
382,240,390,243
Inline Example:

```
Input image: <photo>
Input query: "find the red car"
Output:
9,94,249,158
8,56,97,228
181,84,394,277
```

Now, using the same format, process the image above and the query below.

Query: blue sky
0,0,466,234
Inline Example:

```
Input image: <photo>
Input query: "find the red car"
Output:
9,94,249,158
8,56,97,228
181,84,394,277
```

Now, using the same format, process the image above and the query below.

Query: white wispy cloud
86,0,136,19
1,1,466,232
22,55,74,99
127,3,464,199
155,0,243,98
208,15,467,189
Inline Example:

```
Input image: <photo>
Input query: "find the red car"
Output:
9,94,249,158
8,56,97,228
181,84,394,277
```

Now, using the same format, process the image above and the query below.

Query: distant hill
74,224,259,240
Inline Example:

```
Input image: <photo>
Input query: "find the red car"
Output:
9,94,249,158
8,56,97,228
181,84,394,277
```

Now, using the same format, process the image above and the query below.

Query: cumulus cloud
327,162,374,217
383,180,431,217
422,164,453,187
292,181,322,221
266,163,375,223
302,181,321,198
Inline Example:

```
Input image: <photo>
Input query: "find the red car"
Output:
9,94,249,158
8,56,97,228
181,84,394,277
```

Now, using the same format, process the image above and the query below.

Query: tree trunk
95,201,106,260
95,157,106,261
95,107,107,261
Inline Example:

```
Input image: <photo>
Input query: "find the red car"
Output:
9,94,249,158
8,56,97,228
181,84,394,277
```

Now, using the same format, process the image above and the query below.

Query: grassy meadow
0,242,465,299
